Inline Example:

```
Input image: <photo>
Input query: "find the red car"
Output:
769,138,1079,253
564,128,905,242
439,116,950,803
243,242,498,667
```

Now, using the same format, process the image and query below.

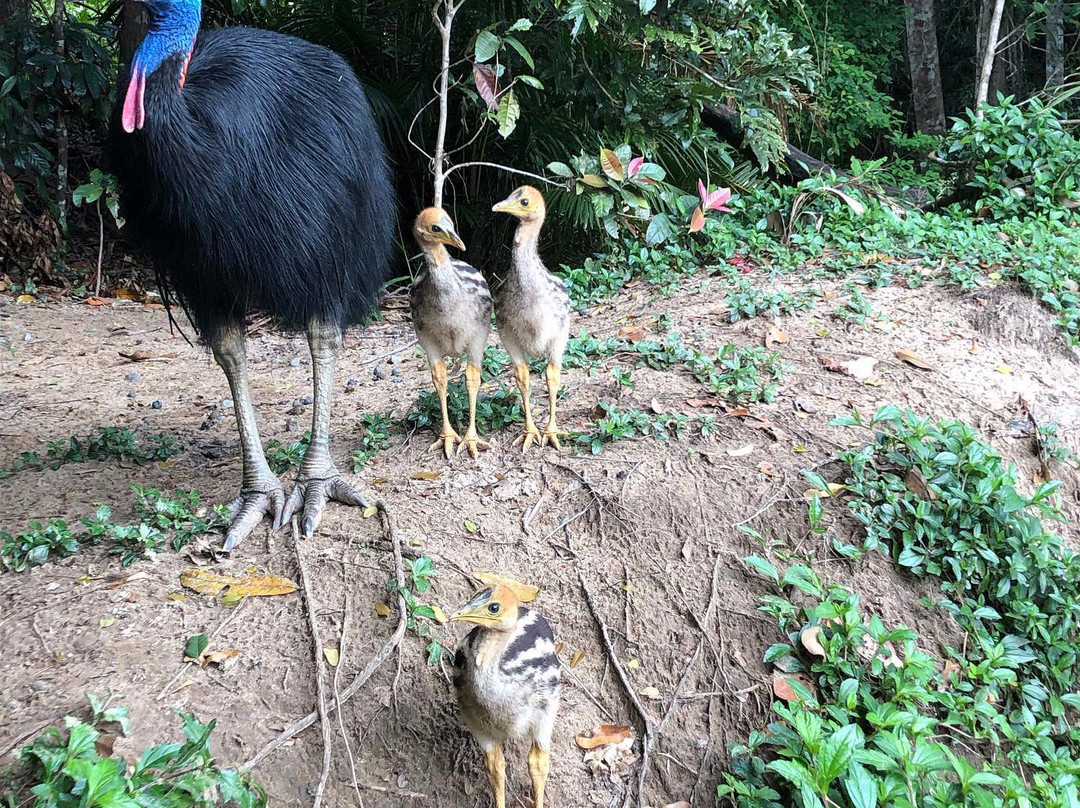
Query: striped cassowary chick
410,208,492,458
106,0,394,549
491,186,570,451
451,583,561,808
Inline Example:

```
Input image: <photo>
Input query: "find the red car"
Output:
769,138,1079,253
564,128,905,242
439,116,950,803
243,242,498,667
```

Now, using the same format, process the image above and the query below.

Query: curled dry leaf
821,354,878,381
896,348,934,370
996,364,1013,374
430,604,448,625
473,571,540,603
617,325,646,343
639,686,661,699
411,470,443,481
203,648,241,671
800,625,825,658
180,569,297,598
765,327,789,349
758,462,778,477
575,724,634,750
374,602,391,618
802,483,845,499
323,648,339,667
95,733,118,757
570,650,586,668
940,659,961,691
904,469,937,500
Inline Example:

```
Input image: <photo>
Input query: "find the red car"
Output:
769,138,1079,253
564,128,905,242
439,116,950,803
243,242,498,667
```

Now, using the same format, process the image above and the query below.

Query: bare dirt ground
2,266,1079,807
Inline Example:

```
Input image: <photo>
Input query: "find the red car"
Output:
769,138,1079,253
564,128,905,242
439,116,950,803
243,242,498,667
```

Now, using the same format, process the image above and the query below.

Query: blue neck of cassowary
133,0,202,80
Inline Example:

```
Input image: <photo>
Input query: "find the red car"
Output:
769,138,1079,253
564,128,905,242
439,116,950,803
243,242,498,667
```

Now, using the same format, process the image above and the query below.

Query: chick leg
528,743,551,808
541,362,564,450
212,326,286,552
457,363,491,458
512,363,542,451
428,360,461,457
280,319,368,538
483,744,507,808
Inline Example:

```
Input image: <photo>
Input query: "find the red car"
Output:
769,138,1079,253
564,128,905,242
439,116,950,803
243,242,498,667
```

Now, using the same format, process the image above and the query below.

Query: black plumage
108,26,394,340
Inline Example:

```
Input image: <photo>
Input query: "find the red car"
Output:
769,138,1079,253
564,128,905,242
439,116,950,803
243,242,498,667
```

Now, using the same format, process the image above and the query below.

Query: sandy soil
1,267,1078,807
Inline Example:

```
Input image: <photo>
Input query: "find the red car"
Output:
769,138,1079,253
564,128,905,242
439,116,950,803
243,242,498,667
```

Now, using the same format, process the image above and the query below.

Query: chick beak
442,229,466,251
491,195,518,215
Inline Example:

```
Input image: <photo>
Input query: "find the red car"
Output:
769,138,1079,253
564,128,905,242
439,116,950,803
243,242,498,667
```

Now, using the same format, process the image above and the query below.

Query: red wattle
122,68,146,133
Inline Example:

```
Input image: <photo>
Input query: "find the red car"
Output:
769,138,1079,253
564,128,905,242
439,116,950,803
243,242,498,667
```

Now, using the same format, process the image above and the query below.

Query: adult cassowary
108,0,394,550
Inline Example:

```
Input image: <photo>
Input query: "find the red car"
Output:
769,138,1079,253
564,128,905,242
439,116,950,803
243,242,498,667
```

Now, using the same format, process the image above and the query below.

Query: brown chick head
413,207,465,251
450,583,520,632
491,186,545,222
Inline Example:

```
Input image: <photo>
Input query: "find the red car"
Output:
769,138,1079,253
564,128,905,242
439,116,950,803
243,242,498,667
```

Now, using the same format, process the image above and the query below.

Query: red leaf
627,156,643,177
689,207,706,232
697,178,708,207
472,63,499,111
704,187,732,211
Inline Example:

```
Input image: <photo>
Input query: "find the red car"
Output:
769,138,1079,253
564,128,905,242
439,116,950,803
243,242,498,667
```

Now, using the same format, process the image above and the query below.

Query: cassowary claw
279,472,368,539
223,485,286,552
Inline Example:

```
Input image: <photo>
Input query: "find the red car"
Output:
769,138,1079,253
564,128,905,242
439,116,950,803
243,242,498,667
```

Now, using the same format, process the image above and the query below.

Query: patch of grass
576,402,697,455
352,412,393,472
726,277,815,322
833,283,875,324
691,345,788,406
0,426,182,479
4,694,265,807
263,431,311,475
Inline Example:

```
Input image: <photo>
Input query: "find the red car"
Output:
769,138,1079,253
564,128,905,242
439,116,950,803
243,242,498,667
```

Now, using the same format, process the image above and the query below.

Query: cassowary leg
212,327,286,552
456,362,490,458
541,362,564,450
512,362,542,451
280,320,368,538
428,360,461,458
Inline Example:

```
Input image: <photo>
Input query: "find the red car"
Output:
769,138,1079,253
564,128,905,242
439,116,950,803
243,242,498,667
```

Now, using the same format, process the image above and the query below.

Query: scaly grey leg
212,326,285,552
279,319,367,537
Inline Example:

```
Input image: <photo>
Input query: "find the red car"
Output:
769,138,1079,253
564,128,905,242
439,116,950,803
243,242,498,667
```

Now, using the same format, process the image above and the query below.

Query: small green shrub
352,412,393,472
0,427,182,479
1,520,79,572
263,431,311,475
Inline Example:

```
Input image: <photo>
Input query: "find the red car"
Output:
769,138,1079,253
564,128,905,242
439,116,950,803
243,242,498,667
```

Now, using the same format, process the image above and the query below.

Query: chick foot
279,467,368,539
456,427,491,459
540,427,565,450
223,481,286,552
513,424,543,451
429,428,462,458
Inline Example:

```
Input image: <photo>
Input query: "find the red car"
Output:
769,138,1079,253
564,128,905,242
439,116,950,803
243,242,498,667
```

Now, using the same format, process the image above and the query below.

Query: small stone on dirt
221,398,233,409
373,366,387,380
152,400,162,409
301,395,313,405
30,680,52,692
127,391,137,399
6,699,22,710
793,397,818,414
124,372,140,382
290,357,302,367
286,417,299,433
391,367,401,377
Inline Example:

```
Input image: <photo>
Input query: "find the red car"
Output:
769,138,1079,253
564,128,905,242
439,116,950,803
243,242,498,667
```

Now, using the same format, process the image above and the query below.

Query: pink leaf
689,207,706,233
473,63,499,112
704,187,732,211
627,156,644,177
697,178,708,207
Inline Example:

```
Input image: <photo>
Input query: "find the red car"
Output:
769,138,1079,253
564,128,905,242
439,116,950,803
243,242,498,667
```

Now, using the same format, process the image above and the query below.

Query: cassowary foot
279,472,368,539
540,427,565,450
513,425,543,452
456,427,491,459
429,428,462,459
223,484,286,552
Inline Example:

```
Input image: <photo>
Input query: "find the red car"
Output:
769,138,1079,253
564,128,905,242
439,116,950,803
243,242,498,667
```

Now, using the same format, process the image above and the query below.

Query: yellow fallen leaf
324,648,339,667
166,592,186,602
473,572,540,603
362,505,377,518
895,348,933,370
793,444,808,454
203,649,241,670
431,604,448,625
374,602,391,618
570,650,586,668
802,483,845,499
99,616,116,628
180,568,297,597
627,658,639,669
411,470,442,480
864,377,886,387
996,364,1013,374
765,327,789,349
639,686,661,699
372,477,388,485
16,294,35,303
464,519,479,534
969,342,982,355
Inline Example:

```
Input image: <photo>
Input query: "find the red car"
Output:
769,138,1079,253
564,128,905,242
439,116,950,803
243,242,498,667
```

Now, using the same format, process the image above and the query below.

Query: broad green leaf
474,30,500,63
547,162,574,178
645,212,674,244
496,89,520,138
743,555,779,585
507,17,532,31
843,762,878,808
184,633,209,660
502,36,534,69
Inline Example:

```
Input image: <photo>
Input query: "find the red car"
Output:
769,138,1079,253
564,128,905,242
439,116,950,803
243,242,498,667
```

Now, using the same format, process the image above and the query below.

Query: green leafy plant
263,431,311,475
351,412,393,472
692,345,787,406
0,427,182,479
406,382,524,435
1,520,79,572
6,695,265,807
388,556,444,665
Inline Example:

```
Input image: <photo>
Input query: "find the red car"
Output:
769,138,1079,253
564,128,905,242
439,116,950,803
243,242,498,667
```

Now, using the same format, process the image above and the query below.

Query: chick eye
521,199,530,207
487,603,501,615
432,225,442,233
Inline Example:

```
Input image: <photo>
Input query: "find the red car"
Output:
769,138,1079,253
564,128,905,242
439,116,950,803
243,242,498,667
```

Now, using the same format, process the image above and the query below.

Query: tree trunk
904,0,946,135
51,0,68,233
119,0,148,71
1046,0,1065,87
0,0,28,24
975,0,1007,115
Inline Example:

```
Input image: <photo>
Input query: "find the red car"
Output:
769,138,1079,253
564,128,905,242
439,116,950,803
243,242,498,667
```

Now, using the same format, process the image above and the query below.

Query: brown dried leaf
473,571,540,603
374,602,391,618
575,724,634,749
570,650,586,668
118,350,178,362
939,659,961,691
95,733,117,757
179,568,297,598
411,470,443,481
472,62,499,111
903,469,937,500
800,625,825,658
203,648,241,670
771,671,815,703
617,325,646,342
600,149,624,182
765,327,789,349
896,348,933,370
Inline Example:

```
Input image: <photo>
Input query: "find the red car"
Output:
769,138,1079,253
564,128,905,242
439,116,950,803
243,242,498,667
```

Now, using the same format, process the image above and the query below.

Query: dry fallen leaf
95,733,118,757
771,671,815,703
727,444,754,457
618,325,646,343
800,626,825,658
996,364,1013,374
896,348,934,370
374,602,391,618
118,350,179,362
627,658,639,669
16,294,35,303
324,648,340,667
939,660,961,691
570,650,586,668
165,592,186,602
362,505,378,518
765,326,789,349
473,572,540,603
903,469,937,500
203,648,241,671
430,604,448,625
411,470,443,480
802,483,845,499
180,568,297,598
822,355,878,381
758,461,778,476
575,724,634,749
969,342,982,355
662,803,692,808
639,686,661,699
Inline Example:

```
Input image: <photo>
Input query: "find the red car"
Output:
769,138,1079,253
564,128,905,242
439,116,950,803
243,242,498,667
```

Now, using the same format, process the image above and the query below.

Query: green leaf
518,75,544,89
767,759,816,792
184,633,209,660
474,30,500,63
639,0,657,12
782,565,824,598
843,763,878,808
502,36,534,69
506,17,532,31
818,724,862,784
743,555,780,585
496,89,520,138
547,161,574,177
645,212,674,244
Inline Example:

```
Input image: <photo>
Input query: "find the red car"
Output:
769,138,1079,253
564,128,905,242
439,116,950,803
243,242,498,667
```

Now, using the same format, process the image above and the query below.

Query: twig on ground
733,454,839,527
240,501,407,773
657,641,702,736
294,537,333,808
579,572,655,808
156,597,249,701
335,551,363,808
